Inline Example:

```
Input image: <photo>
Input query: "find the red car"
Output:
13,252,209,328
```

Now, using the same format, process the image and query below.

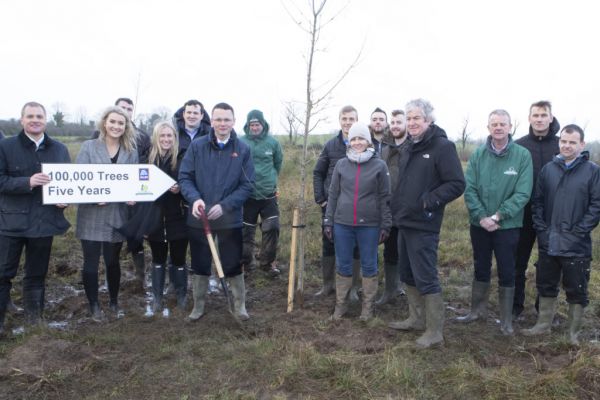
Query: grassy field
1,137,599,399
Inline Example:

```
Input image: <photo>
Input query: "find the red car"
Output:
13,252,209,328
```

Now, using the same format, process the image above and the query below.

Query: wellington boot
7,299,24,315
132,252,146,293
415,293,445,348
165,264,176,296
90,302,106,323
331,275,353,320
359,276,378,321
151,264,166,313
314,256,336,298
187,275,209,321
375,262,402,306
455,280,490,323
23,288,44,326
347,259,361,303
228,274,249,320
522,296,557,336
174,265,188,310
498,286,515,335
567,303,584,345
388,285,425,331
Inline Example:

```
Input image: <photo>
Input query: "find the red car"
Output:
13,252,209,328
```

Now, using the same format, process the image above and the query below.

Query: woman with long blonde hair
76,106,138,321
145,121,188,314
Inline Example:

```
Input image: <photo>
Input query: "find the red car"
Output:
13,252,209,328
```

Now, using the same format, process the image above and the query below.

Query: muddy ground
1,256,599,400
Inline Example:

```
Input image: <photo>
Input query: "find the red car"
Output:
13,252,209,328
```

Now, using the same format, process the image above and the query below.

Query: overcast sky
2,0,599,141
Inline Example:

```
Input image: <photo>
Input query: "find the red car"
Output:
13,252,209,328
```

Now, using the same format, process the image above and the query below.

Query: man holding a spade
179,102,255,321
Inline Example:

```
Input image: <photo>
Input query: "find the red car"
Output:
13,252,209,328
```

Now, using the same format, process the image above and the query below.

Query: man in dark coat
513,100,560,318
387,99,465,348
179,102,254,321
312,105,361,301
173,99,211,158
0,102,71,335
522,124,600,344
376,109,409,305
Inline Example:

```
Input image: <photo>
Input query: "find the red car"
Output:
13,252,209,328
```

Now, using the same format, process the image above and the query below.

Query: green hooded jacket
241,110,283,199
464,136,533,229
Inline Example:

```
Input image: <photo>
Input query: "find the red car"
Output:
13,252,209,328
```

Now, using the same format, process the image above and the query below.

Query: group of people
0,98,282,333
0,98,598,349
313,100,599,348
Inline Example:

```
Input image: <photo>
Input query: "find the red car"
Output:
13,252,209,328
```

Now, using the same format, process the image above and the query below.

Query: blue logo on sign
139,168,149,181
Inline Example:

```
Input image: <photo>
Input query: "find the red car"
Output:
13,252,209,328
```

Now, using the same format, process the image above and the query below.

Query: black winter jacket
391,124,465,232
515,117,560,228
532,152,600,258
515,117,560,187
0,132,71,237
313,131,347,204
173,106,211,159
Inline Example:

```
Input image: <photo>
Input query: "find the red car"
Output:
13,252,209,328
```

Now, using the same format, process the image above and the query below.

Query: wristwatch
491,214,499,223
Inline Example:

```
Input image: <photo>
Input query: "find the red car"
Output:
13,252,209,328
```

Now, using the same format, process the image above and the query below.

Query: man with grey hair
388,99,465,348
457,109,532,335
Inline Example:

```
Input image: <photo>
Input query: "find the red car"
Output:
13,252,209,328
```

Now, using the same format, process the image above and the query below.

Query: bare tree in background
459,117,470,161
283,0,362,305
281,101,303,144
512,119,520,137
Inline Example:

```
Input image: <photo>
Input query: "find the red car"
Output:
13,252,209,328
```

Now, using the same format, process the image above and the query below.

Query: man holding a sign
0,102,71,335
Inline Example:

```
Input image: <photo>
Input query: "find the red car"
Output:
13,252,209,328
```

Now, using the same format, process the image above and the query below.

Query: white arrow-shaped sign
41,163,176,204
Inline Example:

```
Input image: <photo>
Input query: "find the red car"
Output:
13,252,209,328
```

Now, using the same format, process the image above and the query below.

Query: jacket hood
527,116,560,141
553,150,590,168
243,109,270,138
173,105,212,132
411,123,446,151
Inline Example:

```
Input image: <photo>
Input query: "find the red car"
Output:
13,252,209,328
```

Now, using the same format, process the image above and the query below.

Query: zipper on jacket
353,164,361,225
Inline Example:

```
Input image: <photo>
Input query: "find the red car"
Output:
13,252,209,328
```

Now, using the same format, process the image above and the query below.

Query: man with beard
387,99,465,348
376,110,409,305
369,107,389,155
513,101,560,319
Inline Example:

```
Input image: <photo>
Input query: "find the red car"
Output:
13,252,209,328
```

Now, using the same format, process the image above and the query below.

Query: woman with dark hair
76,106,137,321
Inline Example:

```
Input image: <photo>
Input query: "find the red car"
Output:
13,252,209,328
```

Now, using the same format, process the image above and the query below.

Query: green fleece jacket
464,136,533,229
241,110,283,199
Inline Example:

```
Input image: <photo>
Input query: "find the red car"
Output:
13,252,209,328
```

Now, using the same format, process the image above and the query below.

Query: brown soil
1,261,599,399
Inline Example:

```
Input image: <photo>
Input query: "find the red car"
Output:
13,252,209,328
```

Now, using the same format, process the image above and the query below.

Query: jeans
333,223,379,278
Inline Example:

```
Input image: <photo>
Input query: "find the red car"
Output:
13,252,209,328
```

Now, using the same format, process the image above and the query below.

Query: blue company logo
139,168,149,181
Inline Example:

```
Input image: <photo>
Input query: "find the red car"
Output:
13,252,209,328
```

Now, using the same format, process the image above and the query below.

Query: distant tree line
0,119,94,137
